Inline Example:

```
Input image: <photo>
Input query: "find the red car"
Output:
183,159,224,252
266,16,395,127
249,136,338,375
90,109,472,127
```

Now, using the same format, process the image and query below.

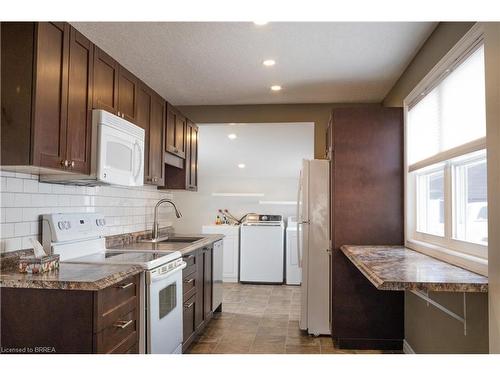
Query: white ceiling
198,123,314,178
72,22,437,105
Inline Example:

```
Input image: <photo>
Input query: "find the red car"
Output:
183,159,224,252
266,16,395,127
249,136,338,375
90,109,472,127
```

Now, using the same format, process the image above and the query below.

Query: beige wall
485,22,500,354
178,103,379,159
383,22,492,353
383,22,475,107
405,292,489,353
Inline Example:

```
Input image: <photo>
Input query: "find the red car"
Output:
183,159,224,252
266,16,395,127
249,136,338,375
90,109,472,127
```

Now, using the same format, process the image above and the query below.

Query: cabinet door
174,113,186,158
66,27,94,174
149,92,165,185
136,84,152,183
117,67,138,123
194,249,204,330
186,121,198,190
32,22,70,170
165,104,186,159
182,294,196,346
93,46,119,114
203,246,213,321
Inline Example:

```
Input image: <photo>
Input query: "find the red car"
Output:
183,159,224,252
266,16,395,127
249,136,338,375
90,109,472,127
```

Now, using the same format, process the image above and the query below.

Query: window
405,31,487,273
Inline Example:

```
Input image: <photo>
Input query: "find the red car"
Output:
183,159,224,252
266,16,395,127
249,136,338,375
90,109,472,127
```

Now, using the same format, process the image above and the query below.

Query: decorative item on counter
18,238,60,274
215,215,222,225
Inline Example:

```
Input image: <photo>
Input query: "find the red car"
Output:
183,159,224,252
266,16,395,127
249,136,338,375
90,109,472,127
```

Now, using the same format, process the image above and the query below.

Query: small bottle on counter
215,215,222,225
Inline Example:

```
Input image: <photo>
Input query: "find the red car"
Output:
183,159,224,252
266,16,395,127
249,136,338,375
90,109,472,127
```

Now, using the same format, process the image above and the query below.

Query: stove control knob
58,221,64,230
64,221,71,229
262,215,268,221
102,218,106,226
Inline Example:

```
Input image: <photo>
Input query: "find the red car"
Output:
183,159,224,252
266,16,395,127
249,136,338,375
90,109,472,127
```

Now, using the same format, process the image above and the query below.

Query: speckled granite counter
0,263,143,291
340,245,488,293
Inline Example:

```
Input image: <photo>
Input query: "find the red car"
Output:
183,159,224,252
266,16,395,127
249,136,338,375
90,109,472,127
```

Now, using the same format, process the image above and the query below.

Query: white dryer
239,214,285,284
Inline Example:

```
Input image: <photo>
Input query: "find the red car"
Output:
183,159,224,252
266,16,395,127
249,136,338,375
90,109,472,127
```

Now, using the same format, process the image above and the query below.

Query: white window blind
407,45,486,167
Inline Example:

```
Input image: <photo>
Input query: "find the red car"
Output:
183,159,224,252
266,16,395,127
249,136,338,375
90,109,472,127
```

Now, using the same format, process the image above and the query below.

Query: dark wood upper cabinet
66,27,94,174
31,22,70,170
117,67,138,123
165,103,186,159
136,83,165,185
92,46,119,115
1,22,92,173
186,121,199,191
161,118,198,191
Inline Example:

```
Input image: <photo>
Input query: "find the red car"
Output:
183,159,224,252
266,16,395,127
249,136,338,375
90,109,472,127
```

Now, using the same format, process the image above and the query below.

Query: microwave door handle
133,141,142,181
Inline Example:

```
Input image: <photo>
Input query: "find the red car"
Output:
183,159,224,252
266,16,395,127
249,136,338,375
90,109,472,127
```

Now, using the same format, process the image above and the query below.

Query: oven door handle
148,262,187,284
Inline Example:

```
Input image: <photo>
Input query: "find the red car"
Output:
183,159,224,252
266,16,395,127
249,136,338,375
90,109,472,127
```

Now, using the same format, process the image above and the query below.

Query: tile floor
187,283,397,354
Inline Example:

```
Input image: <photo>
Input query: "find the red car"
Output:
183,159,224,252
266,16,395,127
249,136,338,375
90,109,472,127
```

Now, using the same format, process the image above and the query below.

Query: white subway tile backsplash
0,173,174,253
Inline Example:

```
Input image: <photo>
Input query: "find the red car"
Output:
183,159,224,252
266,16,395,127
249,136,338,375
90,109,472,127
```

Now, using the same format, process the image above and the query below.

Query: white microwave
41,110,145,187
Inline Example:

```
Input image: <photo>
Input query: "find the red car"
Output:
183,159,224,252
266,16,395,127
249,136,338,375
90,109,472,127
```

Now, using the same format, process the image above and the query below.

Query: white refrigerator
297,159,331,336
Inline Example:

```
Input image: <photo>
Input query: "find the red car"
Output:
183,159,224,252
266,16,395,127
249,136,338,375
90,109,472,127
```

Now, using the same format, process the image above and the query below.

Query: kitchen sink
139,235,203,244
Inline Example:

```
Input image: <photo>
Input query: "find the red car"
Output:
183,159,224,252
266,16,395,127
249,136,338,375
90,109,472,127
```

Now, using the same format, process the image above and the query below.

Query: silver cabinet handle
184,254,195,260
117,111,121,117
70,161,75,168
117,282,134,289
184,301,194,309
184,278,195,284
113,319,133,329
61,160,69,168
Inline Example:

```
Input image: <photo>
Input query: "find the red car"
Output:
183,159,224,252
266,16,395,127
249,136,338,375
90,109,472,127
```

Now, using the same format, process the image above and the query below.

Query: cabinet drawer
183,275,196,302
182,252,197,278
95,274,139,332
95,309,138,354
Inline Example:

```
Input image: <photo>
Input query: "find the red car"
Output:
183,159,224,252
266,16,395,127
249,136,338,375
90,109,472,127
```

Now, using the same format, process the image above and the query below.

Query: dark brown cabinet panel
202,246,213,322
66,27,94,174
194,249,204,330
165,103,186,159
137,84,165,185
186,121,199,191
149,92,166,184
183,294,196,347
117,67,138,123
31,22,70,170
92,46,119,115
329,107,404,350
0,274,141,354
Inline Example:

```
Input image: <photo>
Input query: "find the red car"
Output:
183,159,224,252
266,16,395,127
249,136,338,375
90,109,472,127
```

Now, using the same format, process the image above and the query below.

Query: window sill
406,239,488,276
340,245,488,293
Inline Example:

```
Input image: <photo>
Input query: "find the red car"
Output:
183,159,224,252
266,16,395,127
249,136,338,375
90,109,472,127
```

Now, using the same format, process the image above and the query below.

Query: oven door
97,122,144,187
146,265,184,354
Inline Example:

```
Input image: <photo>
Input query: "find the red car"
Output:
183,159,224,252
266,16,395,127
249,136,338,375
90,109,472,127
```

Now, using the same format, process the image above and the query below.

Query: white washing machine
239,214,285,284
286,216,302,285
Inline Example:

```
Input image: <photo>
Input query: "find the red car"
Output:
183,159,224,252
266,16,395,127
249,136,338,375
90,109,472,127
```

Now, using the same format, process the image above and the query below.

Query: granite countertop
340,245,488,293
0,263,143,291
107,233,224,256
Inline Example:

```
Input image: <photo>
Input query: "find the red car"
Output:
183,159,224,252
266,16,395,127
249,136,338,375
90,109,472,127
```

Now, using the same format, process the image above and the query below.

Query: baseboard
337,338,403,351
403,339,416,354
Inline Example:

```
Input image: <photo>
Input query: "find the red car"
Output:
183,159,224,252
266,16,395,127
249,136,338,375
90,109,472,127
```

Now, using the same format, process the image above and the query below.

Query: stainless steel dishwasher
212,240,223,312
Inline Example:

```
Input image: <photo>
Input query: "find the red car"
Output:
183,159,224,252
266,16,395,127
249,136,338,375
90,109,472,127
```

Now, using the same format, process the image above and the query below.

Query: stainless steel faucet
152,199,182,240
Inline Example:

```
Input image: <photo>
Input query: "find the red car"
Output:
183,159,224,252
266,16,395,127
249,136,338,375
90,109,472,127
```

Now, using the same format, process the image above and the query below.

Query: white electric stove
41,213,186,354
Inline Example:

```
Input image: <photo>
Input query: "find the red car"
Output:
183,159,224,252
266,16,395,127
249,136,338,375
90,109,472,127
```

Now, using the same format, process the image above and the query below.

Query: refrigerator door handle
296,171,303,267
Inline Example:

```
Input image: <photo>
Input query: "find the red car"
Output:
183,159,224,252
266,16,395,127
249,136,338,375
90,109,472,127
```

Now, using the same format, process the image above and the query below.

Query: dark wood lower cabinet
0,274,140,354
181,245,214,352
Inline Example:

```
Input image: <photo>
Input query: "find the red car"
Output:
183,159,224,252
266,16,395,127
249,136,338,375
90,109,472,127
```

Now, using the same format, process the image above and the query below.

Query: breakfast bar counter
340,245,488,293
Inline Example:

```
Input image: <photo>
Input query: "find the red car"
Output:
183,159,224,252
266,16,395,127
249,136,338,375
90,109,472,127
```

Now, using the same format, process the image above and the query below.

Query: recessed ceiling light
228,133,237,140
253,21,268,26
263,59,276,67
238,163,246,169
270,85,282,92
